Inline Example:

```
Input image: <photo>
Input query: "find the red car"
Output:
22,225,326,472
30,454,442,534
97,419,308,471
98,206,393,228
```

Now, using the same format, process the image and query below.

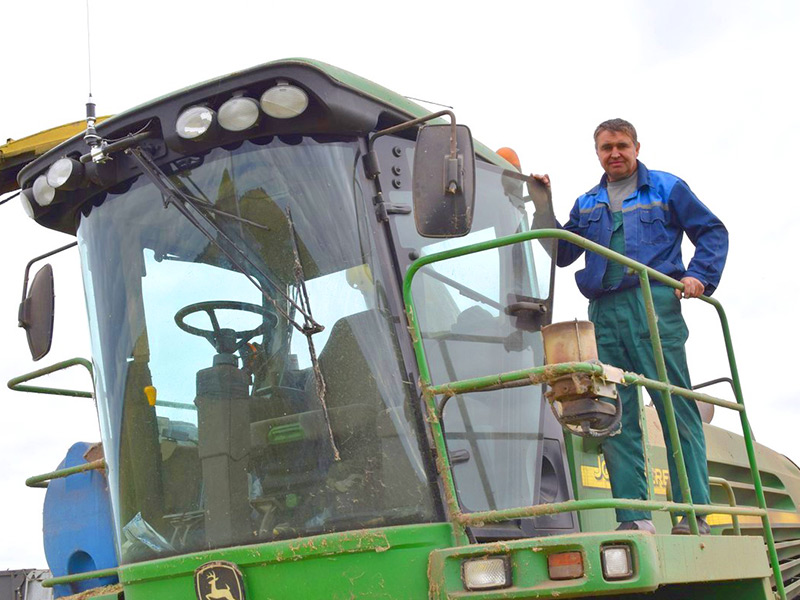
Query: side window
375,135,556,513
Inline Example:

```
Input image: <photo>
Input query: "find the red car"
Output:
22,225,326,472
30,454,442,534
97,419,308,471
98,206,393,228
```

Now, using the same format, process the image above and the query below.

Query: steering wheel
174,301,277,354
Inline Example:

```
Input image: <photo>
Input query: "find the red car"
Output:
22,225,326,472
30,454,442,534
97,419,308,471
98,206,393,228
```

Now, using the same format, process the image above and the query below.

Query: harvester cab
2,59,799,600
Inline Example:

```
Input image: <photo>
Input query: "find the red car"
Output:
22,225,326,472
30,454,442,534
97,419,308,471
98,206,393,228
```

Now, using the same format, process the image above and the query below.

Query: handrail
666,477,741,535
402,228,785,599
7,357,94,398
41,567,119,589
26,458,106,489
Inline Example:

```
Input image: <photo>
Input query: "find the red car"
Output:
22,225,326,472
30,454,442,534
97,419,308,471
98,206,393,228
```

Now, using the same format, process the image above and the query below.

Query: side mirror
19,263,55,361
412,124,475,238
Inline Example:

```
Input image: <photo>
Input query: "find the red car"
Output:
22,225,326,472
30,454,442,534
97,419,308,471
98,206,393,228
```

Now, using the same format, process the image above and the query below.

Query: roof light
176,105,215,140
20,189,35,218
218,96,260,132
46,157,85,190
461,556,511,591
601,545,634,580
547,551,584,580
260,83,308,119
32,175,56,206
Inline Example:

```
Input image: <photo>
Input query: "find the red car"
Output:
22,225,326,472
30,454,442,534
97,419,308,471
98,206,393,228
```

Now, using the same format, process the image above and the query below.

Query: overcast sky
1,0,798,569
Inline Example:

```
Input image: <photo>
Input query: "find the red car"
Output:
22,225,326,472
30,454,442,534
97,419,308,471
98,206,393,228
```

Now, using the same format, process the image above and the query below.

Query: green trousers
589,285,710,522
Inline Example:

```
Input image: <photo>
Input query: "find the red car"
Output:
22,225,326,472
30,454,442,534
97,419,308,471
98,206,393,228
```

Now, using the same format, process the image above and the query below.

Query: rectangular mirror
412,124,475,238
19,263,55,361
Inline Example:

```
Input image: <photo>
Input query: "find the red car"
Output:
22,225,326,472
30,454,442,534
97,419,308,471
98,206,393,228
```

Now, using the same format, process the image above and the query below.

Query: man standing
537,118,728,534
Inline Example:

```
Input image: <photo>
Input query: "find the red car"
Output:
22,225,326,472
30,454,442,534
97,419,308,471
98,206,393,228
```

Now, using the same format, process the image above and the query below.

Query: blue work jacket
558,162,728,300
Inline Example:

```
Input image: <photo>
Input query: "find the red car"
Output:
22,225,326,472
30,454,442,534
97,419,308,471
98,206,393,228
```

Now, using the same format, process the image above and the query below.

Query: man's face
595,130,640,181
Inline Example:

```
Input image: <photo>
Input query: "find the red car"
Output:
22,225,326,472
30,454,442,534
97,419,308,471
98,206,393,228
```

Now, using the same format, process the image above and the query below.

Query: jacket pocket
639,207,669,245
578,208,604,239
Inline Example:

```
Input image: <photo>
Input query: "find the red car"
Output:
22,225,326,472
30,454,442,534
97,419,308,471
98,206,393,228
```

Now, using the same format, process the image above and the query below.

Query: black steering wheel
174,301,277,354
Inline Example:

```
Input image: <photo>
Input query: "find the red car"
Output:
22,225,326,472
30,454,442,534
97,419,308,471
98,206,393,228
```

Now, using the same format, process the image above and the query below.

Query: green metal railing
402,228,786,599
7,357,94,398
7,357,100,489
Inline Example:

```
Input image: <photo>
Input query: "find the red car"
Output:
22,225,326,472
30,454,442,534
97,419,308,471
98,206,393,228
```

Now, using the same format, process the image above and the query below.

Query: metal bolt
392,179,402,189
392,146,402,157
392,165,402,176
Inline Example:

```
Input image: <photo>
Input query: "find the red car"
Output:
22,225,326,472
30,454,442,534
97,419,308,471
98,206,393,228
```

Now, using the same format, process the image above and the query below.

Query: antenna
404,96,454,110
83,0,102,153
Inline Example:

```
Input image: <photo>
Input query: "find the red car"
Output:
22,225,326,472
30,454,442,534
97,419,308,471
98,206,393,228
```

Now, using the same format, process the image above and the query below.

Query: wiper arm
420,265,505,311
126,146,323,335
286,208,339,460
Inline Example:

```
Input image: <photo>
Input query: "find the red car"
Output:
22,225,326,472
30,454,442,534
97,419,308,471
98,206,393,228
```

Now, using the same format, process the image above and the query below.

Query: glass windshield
377,136,555,514
78,137,437,563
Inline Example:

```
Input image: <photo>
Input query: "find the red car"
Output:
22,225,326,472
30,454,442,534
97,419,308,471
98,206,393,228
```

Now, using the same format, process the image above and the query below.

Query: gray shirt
607,170,638,212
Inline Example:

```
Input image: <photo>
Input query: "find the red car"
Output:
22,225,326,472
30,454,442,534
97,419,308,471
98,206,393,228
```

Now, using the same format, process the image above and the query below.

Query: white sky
1,0,798,569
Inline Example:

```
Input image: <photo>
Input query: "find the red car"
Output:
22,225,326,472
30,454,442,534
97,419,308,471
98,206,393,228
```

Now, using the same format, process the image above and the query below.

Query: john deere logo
194,561,245,600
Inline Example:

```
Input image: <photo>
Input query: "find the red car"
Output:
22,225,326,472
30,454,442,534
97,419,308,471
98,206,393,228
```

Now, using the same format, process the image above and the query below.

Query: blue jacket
558,162,728,300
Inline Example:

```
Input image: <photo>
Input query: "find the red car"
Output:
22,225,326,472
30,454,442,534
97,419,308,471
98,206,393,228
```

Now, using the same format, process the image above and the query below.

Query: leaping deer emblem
205,571,236,600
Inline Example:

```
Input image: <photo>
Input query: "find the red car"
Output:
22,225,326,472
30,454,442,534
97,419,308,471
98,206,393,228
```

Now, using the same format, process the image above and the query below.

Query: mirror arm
368,109,457,155
18,242,77,328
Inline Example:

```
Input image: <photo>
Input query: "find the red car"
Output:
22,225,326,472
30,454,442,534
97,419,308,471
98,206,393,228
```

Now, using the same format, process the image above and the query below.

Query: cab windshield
77,136,437,563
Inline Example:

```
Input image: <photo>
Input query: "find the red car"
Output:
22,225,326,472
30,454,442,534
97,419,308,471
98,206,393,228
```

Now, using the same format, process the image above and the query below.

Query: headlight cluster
176,82,309,140
29,157,87,207
460,545,635,592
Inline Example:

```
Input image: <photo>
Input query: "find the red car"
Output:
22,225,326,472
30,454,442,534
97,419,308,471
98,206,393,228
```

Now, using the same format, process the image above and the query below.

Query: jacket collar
588,160,651,197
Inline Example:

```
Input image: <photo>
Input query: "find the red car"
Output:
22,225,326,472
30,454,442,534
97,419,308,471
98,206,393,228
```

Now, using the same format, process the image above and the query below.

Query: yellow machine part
0,116,109,194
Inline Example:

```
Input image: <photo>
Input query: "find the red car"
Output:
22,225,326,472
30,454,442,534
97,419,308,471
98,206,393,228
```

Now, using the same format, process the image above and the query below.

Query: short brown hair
594,119,638,147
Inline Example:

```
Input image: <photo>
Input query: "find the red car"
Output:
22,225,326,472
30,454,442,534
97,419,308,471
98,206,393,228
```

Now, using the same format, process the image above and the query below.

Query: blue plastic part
42,442,118,598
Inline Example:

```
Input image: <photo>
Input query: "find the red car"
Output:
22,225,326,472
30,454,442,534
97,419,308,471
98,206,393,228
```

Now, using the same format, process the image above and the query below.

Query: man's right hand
531,174,550,188
528,174,551,213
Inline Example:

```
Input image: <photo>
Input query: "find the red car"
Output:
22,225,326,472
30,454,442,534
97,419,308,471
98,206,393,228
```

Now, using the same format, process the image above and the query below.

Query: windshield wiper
286,207,339,460
126,145,324,336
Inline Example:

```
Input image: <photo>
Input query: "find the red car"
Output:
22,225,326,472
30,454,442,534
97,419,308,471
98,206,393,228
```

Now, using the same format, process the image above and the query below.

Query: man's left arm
670,179,729,298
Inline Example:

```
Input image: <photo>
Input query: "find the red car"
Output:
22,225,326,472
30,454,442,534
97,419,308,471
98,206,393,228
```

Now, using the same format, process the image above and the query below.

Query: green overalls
592,212,710,522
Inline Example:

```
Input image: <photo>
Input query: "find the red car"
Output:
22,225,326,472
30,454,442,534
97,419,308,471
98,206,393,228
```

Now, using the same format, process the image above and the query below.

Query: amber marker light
496,146,522,171
547,551,585,580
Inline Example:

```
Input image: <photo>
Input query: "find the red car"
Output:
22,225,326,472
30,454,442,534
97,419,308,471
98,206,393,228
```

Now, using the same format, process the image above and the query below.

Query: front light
176,105,215,139
462,556,511,591
20,189,35,218
218,96,260,131
32,175,56,206
601,545,634,580
260,83,308,119
47,157,84,190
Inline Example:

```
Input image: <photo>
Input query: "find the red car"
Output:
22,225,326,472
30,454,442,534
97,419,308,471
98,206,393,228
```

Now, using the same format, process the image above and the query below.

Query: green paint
118,523,453,600
7,356,93,398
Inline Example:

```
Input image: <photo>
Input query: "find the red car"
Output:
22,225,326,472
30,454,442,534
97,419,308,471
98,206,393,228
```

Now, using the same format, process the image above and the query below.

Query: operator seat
307,309,434,522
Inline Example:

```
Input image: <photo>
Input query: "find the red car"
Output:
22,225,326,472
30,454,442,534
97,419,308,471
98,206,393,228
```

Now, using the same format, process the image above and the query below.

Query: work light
218,96,260,132
601,545,634,580
176,105,215,139
20,189,35,218
260,83,308,119
461,556,511,591
46,157,85,190
32,175,56,206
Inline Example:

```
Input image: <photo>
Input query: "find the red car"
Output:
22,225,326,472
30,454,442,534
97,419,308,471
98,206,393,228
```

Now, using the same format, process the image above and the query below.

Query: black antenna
83,0,101,151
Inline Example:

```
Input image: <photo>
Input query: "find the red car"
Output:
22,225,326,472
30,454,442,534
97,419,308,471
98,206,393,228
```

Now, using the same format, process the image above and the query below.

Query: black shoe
671,516,711,535
616,519,656,534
